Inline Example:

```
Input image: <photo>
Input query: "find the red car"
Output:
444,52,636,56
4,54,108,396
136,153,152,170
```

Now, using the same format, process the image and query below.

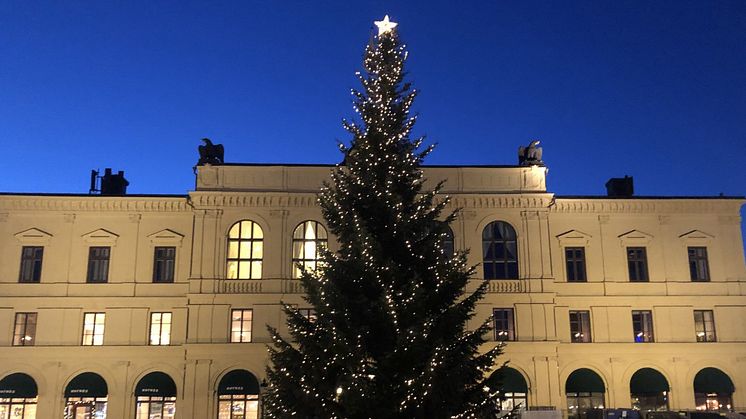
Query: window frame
149,312,172,346
493,308,515,341
13,312,37,346
632,310,654,343
291,221,328,279
86,246,111,283
569,310,592,343
18,246,44,283
230,309,253,343
152,246,176,283
226,220,263,280
626,247,649,282
688,246,710,282
482,221,519,280
694,310,716,342
81,312,106,346
565,247,587,282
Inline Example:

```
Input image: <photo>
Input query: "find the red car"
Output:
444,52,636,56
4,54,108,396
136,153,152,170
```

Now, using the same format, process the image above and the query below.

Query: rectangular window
82,312,105,346
19,246,44,283
632,310,654,343
493,308,515,341
298,308,317,322
230,309,253,343
149,312,172,345
153,247,176,283
569,310,591,343
13,313,37,346
627,247,649,282
565,247,587,282
694,310,716,342
688,247,710,282
86,247,110,283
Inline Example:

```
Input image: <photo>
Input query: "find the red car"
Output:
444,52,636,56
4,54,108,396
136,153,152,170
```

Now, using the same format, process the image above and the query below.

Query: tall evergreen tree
265,17,505,418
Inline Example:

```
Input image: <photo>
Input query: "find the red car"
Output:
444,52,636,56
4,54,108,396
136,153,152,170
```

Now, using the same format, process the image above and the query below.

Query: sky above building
1,2,744,207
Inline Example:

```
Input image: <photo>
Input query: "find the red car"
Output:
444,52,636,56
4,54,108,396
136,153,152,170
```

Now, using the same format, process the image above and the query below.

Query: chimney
100,168,129,195
605,176,634,197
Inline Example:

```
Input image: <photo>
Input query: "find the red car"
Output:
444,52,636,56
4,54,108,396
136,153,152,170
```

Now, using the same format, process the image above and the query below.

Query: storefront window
0,373,38,419
63,397,107,419
217,370,261,419
0,398,37,419
136,396,176,419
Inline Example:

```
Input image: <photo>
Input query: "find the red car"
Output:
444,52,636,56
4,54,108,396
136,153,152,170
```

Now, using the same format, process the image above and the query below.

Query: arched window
135,372,177,419
217,370,260,419
442,226,455,258
64,372,108,419
694,367,735,411
630,368,669,412
482,221,518,279
292,221,327,279
566,368,605,419
498,367,528,411
0,373,37,418
227,221,263,280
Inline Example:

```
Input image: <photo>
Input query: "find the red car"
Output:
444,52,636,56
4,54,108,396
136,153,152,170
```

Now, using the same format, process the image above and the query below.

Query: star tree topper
374,15,398,35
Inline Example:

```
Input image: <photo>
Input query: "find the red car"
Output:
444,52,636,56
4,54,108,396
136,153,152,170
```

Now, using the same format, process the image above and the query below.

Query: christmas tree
265,16,505,418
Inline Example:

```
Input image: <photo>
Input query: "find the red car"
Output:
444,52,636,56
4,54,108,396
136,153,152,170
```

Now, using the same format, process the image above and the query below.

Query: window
0,373,37,418
136,396,176,418
627,247,649,282
153,246,176,283
150,312,172,345
82,312,105,346
292,221,328,278
688,247,710,282
18,246,43,283
226,220,263,280
694,310,716,342
86,246,110,283
298,308,317,322
565,247,586,282
442,226,455,258
13,313,37,346
569,311,591,343
230,309,253,343
632,310,654,343
482,221,518,279
493,308,515,341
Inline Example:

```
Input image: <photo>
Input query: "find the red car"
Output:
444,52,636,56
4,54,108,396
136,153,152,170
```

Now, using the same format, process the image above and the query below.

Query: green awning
135,372,177,397
0,373,38,398
499,367,528,393
694,368,734,393
566,368,605,393
630,368,669,393
218,370,260,395
65,372,108,398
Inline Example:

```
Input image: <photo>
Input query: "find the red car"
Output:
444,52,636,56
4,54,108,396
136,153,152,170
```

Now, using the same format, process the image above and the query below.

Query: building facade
0,163,744,419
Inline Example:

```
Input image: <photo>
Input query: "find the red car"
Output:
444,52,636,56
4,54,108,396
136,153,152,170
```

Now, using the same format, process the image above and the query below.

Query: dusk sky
2,2,744,208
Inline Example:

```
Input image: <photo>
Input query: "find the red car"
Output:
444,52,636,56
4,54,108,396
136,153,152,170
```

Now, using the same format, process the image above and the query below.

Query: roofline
218,162,528,169
0,192,188,198
556,195,745,200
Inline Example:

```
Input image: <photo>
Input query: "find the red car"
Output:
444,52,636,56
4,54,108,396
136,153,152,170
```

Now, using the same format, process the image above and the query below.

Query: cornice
551,199,743,215
0,196,190,212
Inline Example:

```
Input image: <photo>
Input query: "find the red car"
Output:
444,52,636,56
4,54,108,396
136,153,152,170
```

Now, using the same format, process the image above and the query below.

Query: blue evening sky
1,1,744,237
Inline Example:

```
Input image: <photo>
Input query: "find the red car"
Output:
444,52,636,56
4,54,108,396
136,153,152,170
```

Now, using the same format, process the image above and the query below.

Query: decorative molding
678,229,714,246
147,229,185,247
269,209,289,218
14,228,53,245
462,210,477,220
81,228,119,246
658,215,670,225
553,199,742,215
598,215,610,224
618,230,653,247
0,196,189,212
128,214,142,223
556,229,592,247
63,214,76,223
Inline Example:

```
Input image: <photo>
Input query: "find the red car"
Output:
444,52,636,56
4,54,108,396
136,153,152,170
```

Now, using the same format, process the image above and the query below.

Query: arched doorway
566,368,605,419
135,372,176,419
630,368,669,412
217,370,260,419
694,367,734,411
64,372,108,418
498,367,528,411
0,373,38,418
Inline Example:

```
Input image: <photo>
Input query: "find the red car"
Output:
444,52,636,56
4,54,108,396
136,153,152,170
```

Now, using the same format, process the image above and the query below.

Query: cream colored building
0,163,744,419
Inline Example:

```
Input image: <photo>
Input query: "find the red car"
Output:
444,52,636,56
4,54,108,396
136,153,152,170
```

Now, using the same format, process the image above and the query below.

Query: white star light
374,15,397,36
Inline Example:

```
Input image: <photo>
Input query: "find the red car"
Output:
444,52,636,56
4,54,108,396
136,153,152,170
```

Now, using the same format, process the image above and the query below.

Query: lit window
493,308,515,341
694,310,716,342
19,246,44,283
565,247,586,282
292,221,328,278
13,313,37,346
87,247,110,283
569,311,591,343
226,221,263,280
298,308,317,323
231,309,253,343
627,247,649,282
153,247,176,283
688,247,710,282
482,221,518,279
632,310,654,343
82,312,105,346
150,312,172,345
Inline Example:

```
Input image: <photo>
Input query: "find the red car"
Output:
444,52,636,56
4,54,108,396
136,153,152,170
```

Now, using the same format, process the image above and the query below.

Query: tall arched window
292,221,328,278
566,368,605,419
217,370,260,419
482,221,518,279
227,220,263,280
694,367,735,411
0,373,37,418
64,372,108,419
135,372,177,418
